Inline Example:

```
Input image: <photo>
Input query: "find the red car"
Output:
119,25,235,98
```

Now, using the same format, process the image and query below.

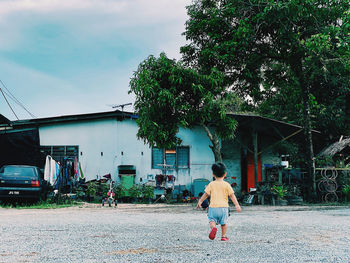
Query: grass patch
303,202,350,207
0,200,82,209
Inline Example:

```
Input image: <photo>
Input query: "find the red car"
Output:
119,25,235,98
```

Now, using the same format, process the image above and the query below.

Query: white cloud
0,58,136,120
0,0,190,53
0,0,191,119
0,0,189,26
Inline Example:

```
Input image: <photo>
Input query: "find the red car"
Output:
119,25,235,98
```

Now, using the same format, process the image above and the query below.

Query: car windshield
0,166,37,178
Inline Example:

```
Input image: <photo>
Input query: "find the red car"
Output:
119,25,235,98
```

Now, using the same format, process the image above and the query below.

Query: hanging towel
44,156,51,182
79,162,85,179
50,158,57,186
53,161,60,186
74,157,79,180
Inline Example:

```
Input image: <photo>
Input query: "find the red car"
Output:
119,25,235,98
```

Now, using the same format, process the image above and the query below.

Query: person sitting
182,189,191,203
198,192,209,210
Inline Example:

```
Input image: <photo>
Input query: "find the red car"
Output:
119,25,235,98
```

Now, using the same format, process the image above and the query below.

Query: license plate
9,191,20,195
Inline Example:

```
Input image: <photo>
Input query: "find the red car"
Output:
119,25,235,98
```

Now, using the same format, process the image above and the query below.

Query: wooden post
278,168,283,184
253,130,258,188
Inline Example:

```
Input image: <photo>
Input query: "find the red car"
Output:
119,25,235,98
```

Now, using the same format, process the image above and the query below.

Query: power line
0,79,36,118
1,88,36,119
0,86,19,120
0,79,37,119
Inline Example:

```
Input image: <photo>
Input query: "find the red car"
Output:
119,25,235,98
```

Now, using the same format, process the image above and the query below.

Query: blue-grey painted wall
222,137,242,194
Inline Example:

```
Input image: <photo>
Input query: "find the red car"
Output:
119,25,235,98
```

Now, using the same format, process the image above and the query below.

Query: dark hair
212,162,226,177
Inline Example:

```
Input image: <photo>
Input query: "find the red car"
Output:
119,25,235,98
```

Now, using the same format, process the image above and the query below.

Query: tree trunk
202,124,222,162
293,58,316,201
301,84,316,200
253,129,258,187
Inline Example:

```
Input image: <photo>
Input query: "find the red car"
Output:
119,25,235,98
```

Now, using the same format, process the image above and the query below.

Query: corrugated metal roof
11,110,137,127
228,113,320,136
9,110,320,139
0,114,11,125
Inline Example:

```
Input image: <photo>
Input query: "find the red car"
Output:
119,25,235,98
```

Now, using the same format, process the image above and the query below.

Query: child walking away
196,163,241,241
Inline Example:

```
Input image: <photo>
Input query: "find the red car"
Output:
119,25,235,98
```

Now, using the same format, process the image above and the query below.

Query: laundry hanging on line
44,155,60,186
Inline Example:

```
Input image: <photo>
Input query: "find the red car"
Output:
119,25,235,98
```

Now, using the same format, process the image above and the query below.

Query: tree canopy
180,0,350,199
129,53,238,161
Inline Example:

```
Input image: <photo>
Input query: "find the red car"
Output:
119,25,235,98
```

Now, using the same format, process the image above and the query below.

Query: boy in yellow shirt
197,163,241,241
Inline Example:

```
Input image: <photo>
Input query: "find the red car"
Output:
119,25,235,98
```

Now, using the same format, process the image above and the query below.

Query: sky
0,0,190,120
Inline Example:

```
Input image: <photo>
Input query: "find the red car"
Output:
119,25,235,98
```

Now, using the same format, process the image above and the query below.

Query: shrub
98,183,110,197
271,185,288,200
86,181,98,198
114,183,126,199
75,186,86,200
129,185,142,199
141,185,155,200
342,185,350,201
287,185,301,197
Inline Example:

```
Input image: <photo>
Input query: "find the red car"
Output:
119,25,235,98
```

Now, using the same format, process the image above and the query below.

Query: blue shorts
208,207,229,225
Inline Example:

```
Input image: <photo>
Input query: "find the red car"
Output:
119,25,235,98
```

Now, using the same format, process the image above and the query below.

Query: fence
316,168,350,202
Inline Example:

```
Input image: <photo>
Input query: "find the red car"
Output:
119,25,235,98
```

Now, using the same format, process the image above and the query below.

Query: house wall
39,118,214,190
39,118,121,181
221,132,281,194
222,138,242,194
177,126,215,185
260,137,283,181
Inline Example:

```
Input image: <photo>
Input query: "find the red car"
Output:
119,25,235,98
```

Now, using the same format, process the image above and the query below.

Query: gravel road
0,204,349,263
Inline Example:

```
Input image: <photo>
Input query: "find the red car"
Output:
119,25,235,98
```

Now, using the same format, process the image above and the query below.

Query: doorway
241,148,262,192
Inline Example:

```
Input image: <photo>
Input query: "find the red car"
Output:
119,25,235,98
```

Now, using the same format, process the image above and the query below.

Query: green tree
181,0,350,199
129,53,238,162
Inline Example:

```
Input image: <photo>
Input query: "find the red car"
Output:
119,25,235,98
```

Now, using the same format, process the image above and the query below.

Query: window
152,148,164,170
40,145,79,163
177,146,190,168
152,146,189,169
165,149,176,169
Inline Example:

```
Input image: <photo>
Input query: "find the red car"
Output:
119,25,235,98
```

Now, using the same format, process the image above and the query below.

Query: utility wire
0,79,37,119
0,80,34,115
0,79,36,118
1,88,36,119
0,86,19,120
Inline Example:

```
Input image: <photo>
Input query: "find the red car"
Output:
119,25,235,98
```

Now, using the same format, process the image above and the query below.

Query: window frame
40,145,79,163
151,146,190,169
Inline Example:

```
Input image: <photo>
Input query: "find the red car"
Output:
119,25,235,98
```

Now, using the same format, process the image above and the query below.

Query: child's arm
196,192,209,209
229,193,242,212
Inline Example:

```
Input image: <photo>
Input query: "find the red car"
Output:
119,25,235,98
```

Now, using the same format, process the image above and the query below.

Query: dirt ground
0,204,349,263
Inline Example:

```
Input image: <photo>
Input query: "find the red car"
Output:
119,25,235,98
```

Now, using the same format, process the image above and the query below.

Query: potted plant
129,184,142,203
113,183,126,203
342,185,350,202
141,185,155,204
86,181,98,202
75,185,86,201
286,185,303,205
271,185,288,205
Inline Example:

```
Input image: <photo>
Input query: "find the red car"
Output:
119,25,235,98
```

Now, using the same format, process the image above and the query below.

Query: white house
11,110,215,190
2,110,319,195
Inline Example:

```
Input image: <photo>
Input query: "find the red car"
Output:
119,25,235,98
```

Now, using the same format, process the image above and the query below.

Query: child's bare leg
209,221,216,229
221,224,227,237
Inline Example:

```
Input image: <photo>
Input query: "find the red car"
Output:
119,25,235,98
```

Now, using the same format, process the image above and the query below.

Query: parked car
0,165,49,202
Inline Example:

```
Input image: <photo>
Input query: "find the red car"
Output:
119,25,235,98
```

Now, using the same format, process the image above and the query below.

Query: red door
247,153,262,191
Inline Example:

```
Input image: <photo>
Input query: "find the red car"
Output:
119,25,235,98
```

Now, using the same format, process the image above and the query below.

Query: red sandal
221,236,229,241
209,227,217,240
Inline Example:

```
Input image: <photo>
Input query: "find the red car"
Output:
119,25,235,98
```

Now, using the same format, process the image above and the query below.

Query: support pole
253,130,258,188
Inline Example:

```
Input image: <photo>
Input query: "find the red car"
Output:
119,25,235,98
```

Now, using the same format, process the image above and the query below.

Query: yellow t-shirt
205,180,234,208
